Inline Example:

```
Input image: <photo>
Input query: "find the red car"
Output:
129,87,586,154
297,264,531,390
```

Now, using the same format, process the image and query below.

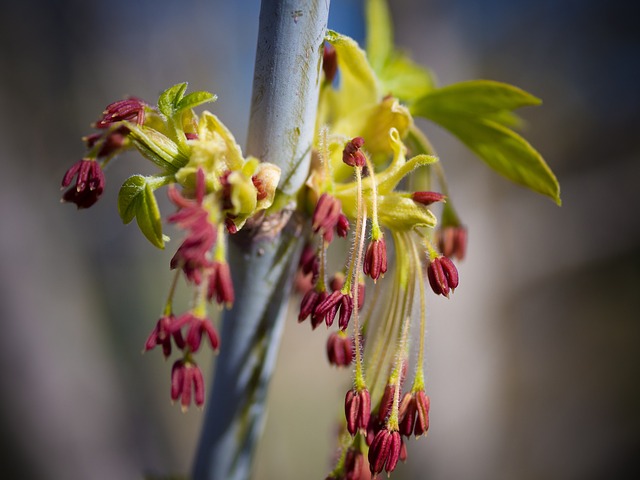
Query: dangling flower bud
61,159,106,209
342,137,366,168
412,191,446,205
326,331,354,367
345,388,371,436
363,238,388,282
368,428,402,476
427,255,459,297
437,225,468,261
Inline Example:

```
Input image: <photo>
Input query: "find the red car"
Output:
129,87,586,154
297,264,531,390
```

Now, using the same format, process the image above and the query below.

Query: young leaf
366,0,393,72
325,30,379,117
379,52,436,103
412,80,541,119
118,175,172,248
135,182,165,249
158,82,188,117
428,113,561,204
127,124,188,172
176,91,217,113
118,175,146,224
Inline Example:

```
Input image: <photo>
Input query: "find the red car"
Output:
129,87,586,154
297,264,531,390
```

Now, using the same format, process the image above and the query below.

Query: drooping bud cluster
300,34,468,478
61,83,281,410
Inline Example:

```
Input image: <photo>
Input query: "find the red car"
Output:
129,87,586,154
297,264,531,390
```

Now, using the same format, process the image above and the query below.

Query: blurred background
1,0,638,479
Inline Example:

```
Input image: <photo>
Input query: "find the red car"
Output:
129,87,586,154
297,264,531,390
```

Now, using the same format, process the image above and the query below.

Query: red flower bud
299,288,330,329
368,428,402,476
312,193,343,243
343,137,366,168
437,225,468,261
207,261,235,307
377,384,395,423
398,392,416,437
95,97,146,128
343,448,366,480
315,290,353,329
61,159,105,209
363,238,388,282
337,213,350,238
144,314,184,358
412,191,446,205
326,332,354,367
427,255,459,297
414,390,431,437
170,360,206,410
171,312,219,353
345,388,371,436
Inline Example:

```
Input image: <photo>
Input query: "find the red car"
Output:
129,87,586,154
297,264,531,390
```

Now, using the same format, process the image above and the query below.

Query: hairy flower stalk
61,0,560,477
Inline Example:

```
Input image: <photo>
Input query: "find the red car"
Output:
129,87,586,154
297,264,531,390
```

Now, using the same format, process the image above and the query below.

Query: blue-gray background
1,0,638,479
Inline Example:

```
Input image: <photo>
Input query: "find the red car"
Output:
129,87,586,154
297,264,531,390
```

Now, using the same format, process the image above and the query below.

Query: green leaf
176,91,217,113
366,0,393,72
126,124,188,172
429,113,561,204
411,80,541,119
158,82,188,117
118,175,146,224
136,182,165,249
379,52,436,102
118,175,172,248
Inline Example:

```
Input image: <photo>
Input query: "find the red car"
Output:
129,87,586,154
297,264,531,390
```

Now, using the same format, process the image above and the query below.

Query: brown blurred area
1,0,638,479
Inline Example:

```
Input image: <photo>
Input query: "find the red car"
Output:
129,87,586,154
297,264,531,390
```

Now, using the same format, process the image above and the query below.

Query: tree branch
191,1,330,479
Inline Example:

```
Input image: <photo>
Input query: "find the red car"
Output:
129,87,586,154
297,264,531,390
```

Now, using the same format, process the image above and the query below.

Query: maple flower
171,359,205,411
345,388,371,436
326,331,354,367
171,312,220,353
144,314,185,358
427,255,459,297
168,169,217,285
95,97,146,128
368,428,402,476
61,159,105,209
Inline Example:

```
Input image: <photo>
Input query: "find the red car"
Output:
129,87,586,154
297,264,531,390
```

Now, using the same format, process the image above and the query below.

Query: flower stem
191,1,330,479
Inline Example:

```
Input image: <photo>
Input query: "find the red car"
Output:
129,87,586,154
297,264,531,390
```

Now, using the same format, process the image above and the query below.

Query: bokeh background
1,0,638,479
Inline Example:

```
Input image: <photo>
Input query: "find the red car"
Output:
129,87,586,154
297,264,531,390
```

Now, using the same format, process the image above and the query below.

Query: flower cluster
298,32,467,477
61,84,280,410
62,0,558,475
